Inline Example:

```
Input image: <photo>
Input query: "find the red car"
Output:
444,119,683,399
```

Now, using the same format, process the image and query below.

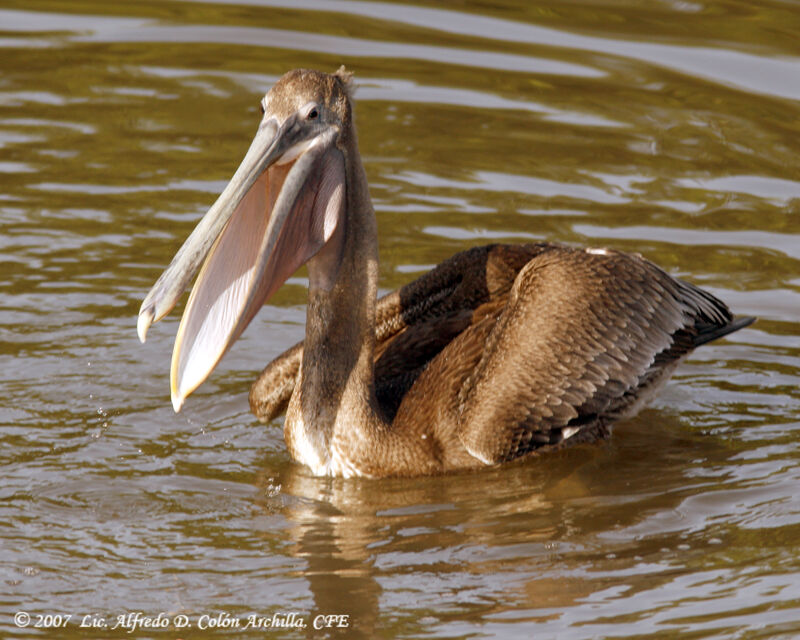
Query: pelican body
139,68,754,478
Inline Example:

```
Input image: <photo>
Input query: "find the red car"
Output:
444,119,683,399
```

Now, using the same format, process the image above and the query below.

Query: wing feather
250,244,544,421
249,240,752,469
455,246,741,463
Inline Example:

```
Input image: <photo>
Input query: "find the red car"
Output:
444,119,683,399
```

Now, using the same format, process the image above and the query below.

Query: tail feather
693,315,756,348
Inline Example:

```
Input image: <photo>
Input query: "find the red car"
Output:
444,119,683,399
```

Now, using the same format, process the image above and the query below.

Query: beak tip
137,306,154,344
171,392,184,413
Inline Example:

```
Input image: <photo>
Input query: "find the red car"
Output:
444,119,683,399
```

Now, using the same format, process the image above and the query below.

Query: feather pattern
251,242,752,469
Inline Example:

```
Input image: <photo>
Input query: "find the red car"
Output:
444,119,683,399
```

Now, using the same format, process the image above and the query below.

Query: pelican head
138,68,353,411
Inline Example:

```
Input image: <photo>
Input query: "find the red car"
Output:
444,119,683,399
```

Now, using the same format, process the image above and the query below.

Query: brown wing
250,241,752,457
452,246,750,464
250,244,546,421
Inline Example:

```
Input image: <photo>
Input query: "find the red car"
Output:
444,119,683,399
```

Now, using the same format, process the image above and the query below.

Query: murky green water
1,1,798,638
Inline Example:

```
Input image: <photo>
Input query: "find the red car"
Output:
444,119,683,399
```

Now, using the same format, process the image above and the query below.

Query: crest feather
334,65,354,95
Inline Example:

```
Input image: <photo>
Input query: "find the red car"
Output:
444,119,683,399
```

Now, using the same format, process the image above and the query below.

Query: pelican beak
138,110,346,411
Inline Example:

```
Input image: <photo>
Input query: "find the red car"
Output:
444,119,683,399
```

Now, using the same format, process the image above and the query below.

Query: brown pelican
138,68,754,478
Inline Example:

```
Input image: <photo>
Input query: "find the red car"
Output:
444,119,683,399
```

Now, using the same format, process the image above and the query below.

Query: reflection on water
1,0,798,637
